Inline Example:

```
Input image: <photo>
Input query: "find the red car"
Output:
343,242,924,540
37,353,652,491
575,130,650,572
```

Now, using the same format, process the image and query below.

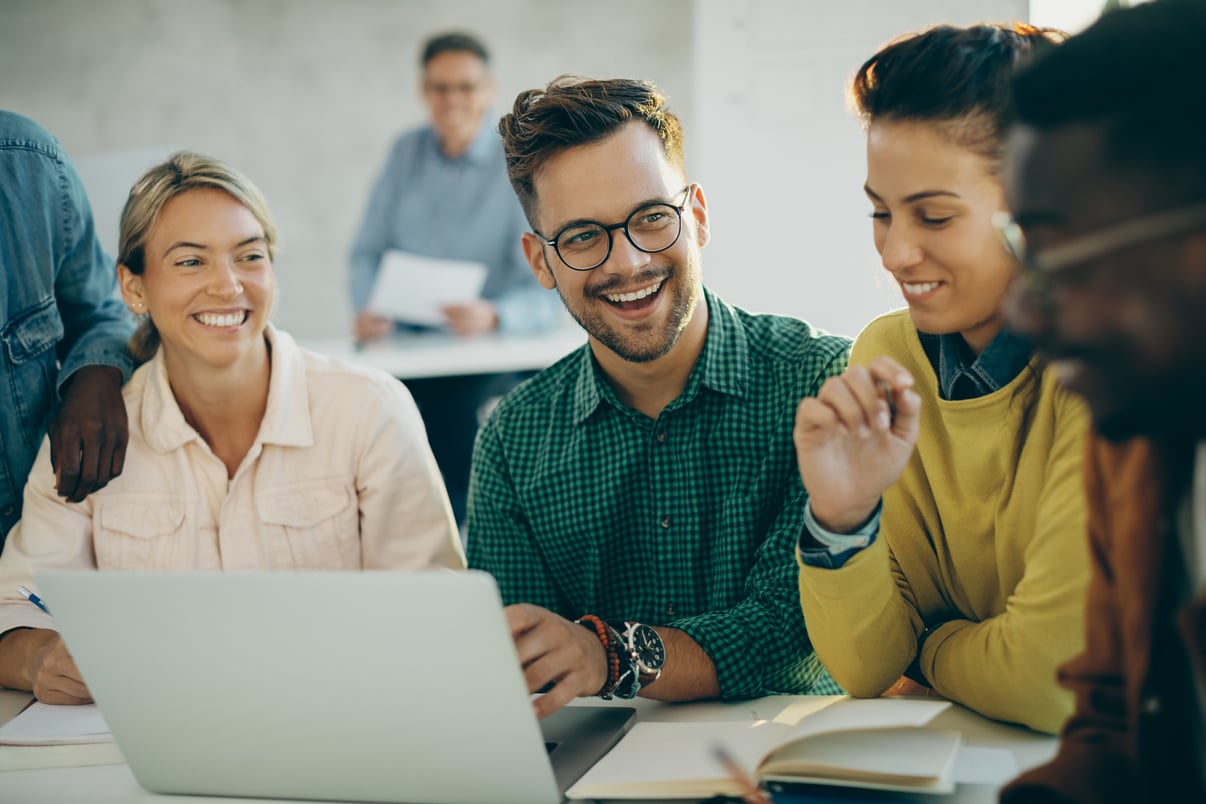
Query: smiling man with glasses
468,77,851,718
999,3,1206,802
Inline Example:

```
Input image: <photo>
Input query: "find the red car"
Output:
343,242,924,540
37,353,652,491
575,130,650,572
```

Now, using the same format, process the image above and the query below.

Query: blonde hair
117,152,278,364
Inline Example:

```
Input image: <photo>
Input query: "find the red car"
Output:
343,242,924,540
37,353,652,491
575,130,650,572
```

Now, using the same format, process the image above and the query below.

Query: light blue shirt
0,110,134,547
348,120,560,334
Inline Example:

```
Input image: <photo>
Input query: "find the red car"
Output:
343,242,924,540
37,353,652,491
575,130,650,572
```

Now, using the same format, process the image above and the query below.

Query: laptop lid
36,569,633,804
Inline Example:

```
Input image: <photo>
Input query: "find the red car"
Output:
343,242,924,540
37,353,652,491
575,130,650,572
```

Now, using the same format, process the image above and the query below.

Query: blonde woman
0,153,463,704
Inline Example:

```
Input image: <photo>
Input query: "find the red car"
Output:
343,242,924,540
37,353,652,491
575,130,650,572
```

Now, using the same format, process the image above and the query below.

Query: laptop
36,569,635,804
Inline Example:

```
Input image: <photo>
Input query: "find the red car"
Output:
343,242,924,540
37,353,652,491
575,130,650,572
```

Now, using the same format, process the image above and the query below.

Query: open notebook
568,697,961,799
34,569,634,803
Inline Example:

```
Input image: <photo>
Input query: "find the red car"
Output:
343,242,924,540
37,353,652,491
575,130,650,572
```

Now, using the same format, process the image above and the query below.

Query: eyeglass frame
423,79,488,97
534,184,695,272
992,202,1206,302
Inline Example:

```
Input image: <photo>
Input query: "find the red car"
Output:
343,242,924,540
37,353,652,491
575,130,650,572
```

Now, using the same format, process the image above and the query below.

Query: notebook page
0,701,113,745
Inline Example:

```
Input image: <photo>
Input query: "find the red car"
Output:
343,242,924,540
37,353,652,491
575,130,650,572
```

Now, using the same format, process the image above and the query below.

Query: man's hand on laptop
505,603,607,719
25,631,93,705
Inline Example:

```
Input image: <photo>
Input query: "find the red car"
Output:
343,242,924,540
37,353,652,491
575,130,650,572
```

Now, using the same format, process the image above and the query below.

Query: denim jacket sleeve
0,112,133,544
50,146,134,391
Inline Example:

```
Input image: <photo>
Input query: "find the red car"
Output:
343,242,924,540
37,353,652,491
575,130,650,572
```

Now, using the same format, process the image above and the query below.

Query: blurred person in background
349,32,559,525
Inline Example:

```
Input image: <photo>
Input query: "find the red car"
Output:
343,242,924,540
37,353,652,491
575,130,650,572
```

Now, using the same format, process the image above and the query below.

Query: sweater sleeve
917,392,1090,734
797,533,926,697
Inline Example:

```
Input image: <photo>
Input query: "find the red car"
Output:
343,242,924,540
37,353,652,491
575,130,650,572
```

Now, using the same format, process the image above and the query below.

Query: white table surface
0,689,1056,804
300,328,587,381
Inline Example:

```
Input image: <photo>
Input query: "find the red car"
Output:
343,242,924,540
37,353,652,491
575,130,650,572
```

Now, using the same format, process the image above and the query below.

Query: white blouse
0,326,464,637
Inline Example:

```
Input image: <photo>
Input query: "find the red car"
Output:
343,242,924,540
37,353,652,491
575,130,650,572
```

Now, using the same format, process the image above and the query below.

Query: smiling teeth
195,312,245,328
902,281,940,295
605,280,664,303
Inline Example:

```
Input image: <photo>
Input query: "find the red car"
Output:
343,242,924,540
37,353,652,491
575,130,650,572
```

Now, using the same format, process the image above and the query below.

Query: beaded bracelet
575,614,620,698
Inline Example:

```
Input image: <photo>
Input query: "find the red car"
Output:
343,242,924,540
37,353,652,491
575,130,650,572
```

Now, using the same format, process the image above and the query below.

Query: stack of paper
0,701,123,771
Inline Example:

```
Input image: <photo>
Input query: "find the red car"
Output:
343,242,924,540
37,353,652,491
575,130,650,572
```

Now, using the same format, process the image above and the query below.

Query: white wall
693,0,1027,339
3,0,1039,342
0,0,693,338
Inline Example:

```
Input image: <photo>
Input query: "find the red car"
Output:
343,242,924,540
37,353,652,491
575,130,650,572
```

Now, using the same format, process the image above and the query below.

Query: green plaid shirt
467,289,850,698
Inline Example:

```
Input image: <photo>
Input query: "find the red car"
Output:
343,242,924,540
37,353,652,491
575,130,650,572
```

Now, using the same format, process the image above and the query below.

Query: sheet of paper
759,729,960,794
783,697,950,740
366,250,488,327
0,701,113,745
568,720,788,799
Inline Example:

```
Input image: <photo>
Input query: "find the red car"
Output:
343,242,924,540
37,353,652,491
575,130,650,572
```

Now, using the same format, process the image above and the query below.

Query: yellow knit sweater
799,310,1091,733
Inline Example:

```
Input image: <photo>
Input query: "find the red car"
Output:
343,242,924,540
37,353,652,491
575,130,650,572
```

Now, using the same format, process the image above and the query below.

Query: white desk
0,689,1056,803
300,329,587,381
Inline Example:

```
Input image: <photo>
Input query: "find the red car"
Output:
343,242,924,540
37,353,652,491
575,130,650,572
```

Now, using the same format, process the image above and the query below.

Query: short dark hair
420,32,489,67
1012,1,1206,204
851,23,1064,168
498,76,684,227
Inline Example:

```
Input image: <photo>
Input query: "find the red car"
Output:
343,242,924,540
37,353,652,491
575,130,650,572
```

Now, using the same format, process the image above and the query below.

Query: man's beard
556,261,701,364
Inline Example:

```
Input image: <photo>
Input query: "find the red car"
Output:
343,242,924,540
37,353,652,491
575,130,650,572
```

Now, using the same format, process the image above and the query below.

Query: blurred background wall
2,0,1121,340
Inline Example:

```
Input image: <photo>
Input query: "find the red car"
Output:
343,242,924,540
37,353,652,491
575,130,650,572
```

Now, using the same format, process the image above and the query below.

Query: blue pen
17,585,51,615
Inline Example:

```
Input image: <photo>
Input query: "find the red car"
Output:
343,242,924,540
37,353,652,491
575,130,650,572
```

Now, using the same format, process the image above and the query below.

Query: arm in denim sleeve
53,151,133,392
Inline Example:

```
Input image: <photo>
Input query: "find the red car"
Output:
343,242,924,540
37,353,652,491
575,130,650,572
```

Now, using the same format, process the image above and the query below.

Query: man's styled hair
1012,1,1206,205
498,76,684,226
851,23,1064,168
420,32,489,67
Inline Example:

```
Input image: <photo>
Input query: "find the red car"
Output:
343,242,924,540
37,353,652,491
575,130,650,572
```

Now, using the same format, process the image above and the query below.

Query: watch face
630,623,665,674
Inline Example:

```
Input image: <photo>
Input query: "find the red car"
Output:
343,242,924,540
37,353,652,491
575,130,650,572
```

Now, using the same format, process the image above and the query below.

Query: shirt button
0,504,13,518
666,603,677,617
660,516,671,529
656,432,667,443
1141,696,1161,715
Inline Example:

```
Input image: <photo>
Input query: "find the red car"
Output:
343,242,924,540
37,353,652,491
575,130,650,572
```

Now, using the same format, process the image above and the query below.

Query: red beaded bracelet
575,614,620,698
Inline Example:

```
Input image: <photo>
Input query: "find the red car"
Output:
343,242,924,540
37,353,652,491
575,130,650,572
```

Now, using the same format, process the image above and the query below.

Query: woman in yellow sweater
794,23,1089,734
